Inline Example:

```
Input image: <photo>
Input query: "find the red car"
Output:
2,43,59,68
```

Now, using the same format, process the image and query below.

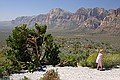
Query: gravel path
10,66,120,80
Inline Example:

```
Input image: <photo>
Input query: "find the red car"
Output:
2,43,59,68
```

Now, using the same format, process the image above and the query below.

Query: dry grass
40,69,60,80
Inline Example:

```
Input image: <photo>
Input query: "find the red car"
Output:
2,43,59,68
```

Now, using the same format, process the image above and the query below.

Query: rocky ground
10,66,120,80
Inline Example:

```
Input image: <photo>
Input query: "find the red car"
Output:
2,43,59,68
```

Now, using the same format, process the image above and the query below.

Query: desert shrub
112,54,120,65
0,77,10,80
103,54,113,68
77,50,90,67
86,53,97,68
0,68,2,78
40,69,60,80
79,60,87,67
0,54,6,74
58,53,77,67
0,64,11,79
103,54,120,68
0,50,13,77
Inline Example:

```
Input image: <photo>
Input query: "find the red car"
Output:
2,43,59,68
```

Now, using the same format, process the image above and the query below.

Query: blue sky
0,0,120,21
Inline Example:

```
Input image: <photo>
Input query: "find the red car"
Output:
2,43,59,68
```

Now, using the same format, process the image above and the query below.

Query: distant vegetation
55,37,120,68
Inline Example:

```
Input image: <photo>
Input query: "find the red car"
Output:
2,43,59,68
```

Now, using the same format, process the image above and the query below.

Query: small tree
6,23,60,71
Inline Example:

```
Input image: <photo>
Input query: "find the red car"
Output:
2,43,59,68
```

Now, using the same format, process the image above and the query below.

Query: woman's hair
99,49,104,53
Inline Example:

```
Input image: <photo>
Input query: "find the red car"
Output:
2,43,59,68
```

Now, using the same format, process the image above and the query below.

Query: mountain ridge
0,7,120,35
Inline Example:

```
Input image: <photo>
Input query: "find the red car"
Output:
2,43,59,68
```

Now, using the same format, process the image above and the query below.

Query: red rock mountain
96,8,120,34
10,7,120,34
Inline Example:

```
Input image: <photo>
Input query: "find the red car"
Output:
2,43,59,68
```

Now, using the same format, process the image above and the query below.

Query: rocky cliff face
96,8,120,34
44,8,72,29
11,7,120,34
70,7,108,31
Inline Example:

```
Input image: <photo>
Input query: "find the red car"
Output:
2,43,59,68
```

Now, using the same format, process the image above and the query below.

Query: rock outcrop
96,8,120,34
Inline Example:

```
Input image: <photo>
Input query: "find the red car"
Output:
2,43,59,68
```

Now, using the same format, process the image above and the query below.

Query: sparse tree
6,23,60,71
